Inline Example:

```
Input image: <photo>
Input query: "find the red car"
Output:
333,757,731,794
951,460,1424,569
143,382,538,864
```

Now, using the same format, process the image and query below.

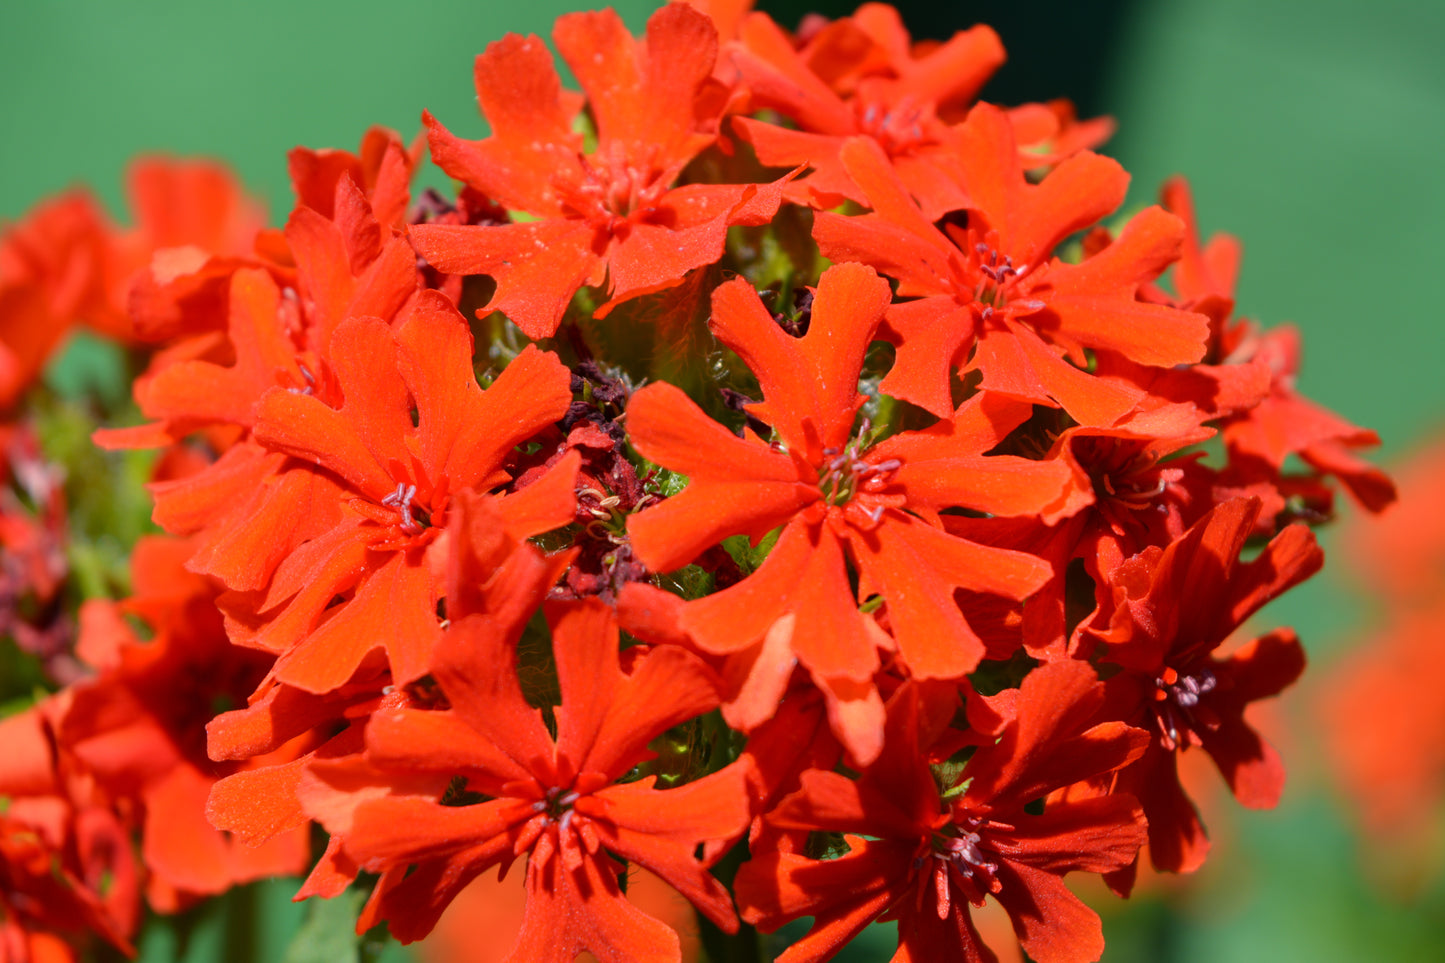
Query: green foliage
33,343,157,602
721,528,781,575
968,648,1039,697
655,562,715,602
281,889,402,963
0,638,52,709
93,880,416,963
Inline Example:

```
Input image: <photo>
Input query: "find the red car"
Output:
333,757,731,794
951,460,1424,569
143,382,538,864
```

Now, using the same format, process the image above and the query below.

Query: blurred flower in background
1318,436,1445,887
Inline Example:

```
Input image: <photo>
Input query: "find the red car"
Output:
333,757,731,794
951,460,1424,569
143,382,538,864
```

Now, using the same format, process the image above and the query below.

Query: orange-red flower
0,158,264,409
202,481,580,880
627,263,1066,763
62,536,311,911
814,109,1209,426
107,132,419,453
0,706,138,960
1317,598,1445,859
300,597,750,957
0,6,1397,961
1339,433,1445,603
0,814,131,962
0,193,111,410
1085,498,1321,884
410,3,789,338
1317,435,1445,866
92,134,423,646
1153,177,1395,515
952,402,1220,661
418,866,704,963
223,295,572,692
728,8,1003,216
114,156,269,343
736,663,1148,963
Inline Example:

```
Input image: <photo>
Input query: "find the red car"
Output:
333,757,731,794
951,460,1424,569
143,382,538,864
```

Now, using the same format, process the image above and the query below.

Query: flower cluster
0,2,1394,961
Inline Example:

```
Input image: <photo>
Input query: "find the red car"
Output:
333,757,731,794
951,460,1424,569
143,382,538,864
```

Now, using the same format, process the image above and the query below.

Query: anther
381,483,425,534
287,363,318,396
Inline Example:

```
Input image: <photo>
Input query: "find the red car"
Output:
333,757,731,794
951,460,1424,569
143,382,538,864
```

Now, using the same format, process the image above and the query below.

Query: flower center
534,785,582,830
811,419,906,524
380,481,430,536
349,478,441,547
817,450,901,510
1087,445,1179,511
927,817,1002,911
556,144,671,230
856,95,934,154
972,241,1027,307
1151,665,1219,751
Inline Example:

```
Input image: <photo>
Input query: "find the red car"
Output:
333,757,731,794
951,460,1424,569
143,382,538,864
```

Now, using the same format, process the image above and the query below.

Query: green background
3,0,1443,960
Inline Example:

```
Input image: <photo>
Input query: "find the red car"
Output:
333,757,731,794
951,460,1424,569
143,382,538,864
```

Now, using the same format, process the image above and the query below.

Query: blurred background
2,0,1442,960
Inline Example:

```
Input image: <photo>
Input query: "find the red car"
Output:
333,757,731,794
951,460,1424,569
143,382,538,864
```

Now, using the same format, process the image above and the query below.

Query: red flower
729,9,1003,216
63,536,310,910
1317,597,1445,854
114,156,269,343
1218,325,1396,513
0,706,139,959
107,132,420,453
949,402,1219,661
202,486,578,884
0,814,132,962
94,132,424,614
813,108,1209,426
1339,434,1445,603
1317,436,1445,860
0,157,264,411
287,127,418,234
300,597,750,957
410,3,789,338
0,193,112,410
627,263,1066,763
1085,498,1321,882
1154,177,1395,514
225,294,572,692
417,865,704,963
1006,99,1116,171
735,662,1148,963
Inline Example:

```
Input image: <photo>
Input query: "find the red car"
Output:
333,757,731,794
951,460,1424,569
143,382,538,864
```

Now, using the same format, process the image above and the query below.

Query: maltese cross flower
226,292,572,693
728,9,1004,217
300,598,750,959
410,3,787,339
627,263,1067,764
736,663,1149,963
814,106,1209,427
1087,497,1322,882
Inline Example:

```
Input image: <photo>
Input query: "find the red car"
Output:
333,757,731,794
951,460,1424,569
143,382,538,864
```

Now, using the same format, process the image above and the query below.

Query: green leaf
281,891,368,963
721,526,780,575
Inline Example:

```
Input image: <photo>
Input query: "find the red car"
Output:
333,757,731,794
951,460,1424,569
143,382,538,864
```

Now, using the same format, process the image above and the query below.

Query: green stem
698,915,764,963
697,842,764,963
222,880,258,963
